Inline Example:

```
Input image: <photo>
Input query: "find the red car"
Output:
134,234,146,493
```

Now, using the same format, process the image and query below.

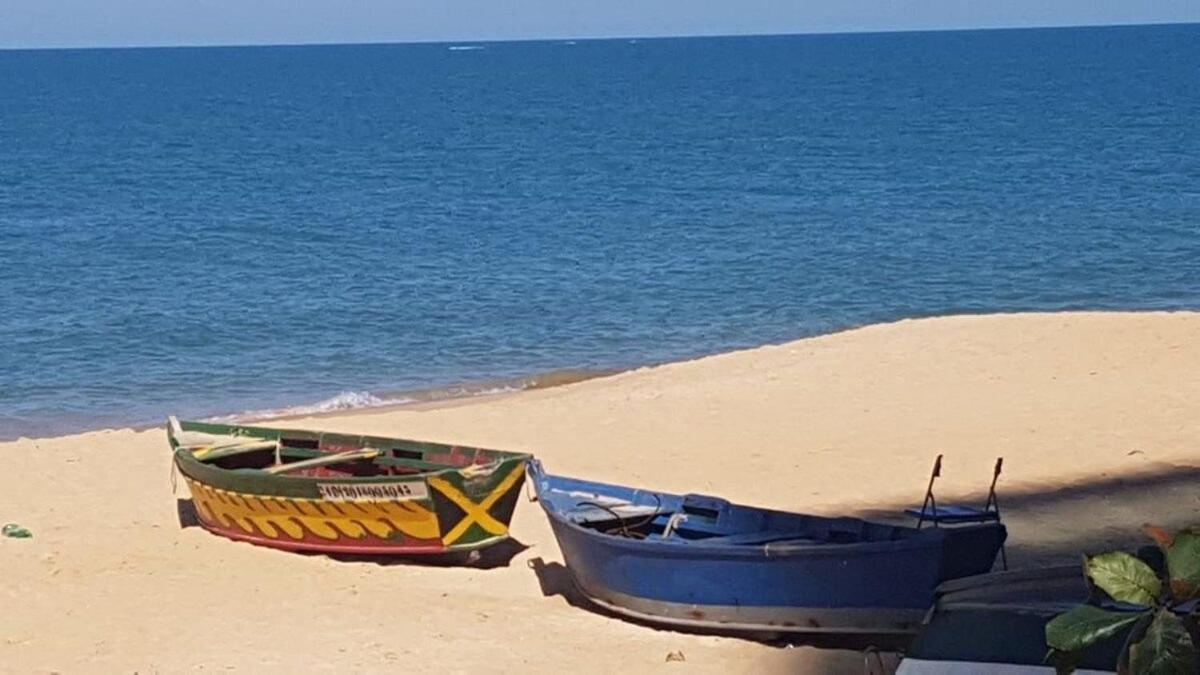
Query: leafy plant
1046,525,1200,674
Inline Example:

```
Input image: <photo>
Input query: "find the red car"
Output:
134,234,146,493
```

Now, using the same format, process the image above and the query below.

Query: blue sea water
1,25,1198,439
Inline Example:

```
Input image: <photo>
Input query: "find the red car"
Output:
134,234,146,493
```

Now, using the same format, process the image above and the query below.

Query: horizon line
1,19,1196,53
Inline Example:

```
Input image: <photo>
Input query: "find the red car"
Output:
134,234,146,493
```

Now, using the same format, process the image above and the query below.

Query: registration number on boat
317,482,428,502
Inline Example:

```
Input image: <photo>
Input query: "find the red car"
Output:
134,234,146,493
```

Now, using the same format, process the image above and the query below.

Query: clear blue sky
2,0,1198,49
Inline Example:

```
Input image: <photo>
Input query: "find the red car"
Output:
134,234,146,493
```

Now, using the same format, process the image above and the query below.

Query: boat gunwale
530,464,995,559
931,564,1081,597
172,446,513,485
170,418,532,489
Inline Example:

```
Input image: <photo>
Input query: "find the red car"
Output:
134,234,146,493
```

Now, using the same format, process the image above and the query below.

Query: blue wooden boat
529,457,1007,635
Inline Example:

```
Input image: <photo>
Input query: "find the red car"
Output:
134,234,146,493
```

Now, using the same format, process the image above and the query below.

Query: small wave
447,45,485,51
207,390,406,424
203,368,618,425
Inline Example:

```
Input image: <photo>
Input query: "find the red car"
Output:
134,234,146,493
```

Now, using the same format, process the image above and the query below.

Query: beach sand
2,312,1198,673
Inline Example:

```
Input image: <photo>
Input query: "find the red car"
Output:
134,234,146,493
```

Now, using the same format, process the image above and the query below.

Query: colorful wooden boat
168,417,530,555
529,459,1007,635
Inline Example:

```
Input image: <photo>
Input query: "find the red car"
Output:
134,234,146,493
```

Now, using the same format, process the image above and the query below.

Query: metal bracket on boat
988,457,1008,571
912,451,1008,566
909,456,1008,570
915,454,944,529
984,457,1003,516
912,456,1004,528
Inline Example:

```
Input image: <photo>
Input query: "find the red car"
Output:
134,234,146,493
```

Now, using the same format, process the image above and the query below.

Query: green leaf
1046,605,1146,652
1165,531,1200,601
1087,552,1162,606
1127,610,1197,675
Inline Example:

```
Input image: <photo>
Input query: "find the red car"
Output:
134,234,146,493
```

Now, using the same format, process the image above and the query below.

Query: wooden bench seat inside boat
204,444,451,477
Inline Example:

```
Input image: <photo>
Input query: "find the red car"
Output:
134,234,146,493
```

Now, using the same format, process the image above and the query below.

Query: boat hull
546,515,993,634
898,566,1122,673
574,565,924,634
534,465,1006,634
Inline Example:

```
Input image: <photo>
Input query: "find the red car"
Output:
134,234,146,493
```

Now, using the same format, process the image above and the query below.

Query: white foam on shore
206,390,405,424
200,368,616,426
203,384,522,424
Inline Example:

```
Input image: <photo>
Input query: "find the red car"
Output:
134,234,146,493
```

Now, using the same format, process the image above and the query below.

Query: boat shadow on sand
857,460,1200,569
175,498,529,569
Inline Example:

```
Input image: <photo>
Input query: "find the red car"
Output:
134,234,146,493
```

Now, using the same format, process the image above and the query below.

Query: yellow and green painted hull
170,420,529,555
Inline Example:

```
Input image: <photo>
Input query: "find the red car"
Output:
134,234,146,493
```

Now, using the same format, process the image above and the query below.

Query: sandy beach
3,311,1199,674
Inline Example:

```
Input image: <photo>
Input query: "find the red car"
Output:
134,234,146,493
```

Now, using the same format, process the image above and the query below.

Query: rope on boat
661,512,688,538
575,501,643,538
575,492,664,539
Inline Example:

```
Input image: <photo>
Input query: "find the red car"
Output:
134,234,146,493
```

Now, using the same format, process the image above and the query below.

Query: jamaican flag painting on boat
167,417,530,555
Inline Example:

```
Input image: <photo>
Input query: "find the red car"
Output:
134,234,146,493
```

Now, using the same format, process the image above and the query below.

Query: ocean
1,24,1197,439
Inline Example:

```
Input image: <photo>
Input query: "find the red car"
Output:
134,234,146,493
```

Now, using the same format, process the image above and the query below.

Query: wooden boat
898,566,1121,674
529,457,1007,635
168,417,530,555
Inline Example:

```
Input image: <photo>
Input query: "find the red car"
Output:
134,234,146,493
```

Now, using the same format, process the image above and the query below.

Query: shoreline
8,308,1195,444
0,366,622,443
